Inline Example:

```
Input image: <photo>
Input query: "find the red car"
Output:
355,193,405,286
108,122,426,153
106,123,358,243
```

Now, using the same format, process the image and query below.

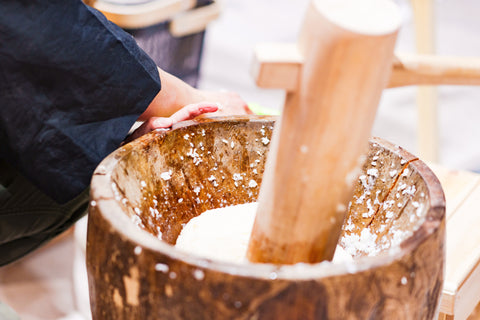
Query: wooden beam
410,0,438,163
431,165,480,319
169,0,221,37
251,43,303,92
442,183,480,319
428,163,480,220
389,54,480,88
90,0,196,29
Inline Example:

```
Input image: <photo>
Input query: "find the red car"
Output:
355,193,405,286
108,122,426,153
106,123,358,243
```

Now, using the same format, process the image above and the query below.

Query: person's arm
0,1,156,203
140,68,252,121
0,1,250,204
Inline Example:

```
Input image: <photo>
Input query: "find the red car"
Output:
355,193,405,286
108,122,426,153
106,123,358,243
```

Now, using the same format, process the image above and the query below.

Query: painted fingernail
201,105,218,112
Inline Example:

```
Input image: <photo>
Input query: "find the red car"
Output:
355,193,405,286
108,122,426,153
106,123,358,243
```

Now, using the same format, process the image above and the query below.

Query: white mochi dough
176,202,352,264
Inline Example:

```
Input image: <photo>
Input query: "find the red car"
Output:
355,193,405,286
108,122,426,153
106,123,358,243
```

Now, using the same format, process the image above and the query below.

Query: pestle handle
247,0,402,264
252,49,480,90
389,54,480,87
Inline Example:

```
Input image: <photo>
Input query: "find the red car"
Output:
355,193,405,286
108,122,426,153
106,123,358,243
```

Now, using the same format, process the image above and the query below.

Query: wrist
140,69,202,120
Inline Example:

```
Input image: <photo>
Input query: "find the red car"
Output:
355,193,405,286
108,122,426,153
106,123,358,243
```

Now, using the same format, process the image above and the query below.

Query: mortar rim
88,115,445,281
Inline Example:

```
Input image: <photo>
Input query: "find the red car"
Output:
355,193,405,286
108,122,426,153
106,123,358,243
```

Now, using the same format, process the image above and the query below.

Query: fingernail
201,105,219,112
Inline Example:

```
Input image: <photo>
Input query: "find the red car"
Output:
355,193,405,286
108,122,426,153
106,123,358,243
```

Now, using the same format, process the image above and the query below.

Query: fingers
123,103,219,145
168,102,219,124
148,102,218,131
124,118,166,143
152,117,174,129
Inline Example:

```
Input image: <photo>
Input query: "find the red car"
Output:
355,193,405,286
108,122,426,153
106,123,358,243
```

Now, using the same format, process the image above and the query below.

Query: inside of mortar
109,117,429,261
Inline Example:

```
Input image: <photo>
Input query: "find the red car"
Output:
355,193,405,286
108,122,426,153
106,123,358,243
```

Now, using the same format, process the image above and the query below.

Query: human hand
197,90,253,116
124,103,218,144
140,69,252,120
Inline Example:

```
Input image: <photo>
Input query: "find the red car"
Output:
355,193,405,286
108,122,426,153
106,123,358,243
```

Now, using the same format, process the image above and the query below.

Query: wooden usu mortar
87,116,445,320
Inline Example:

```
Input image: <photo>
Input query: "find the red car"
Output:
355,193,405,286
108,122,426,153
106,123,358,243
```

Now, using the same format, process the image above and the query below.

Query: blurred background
198,0,480,172
0,0,479,319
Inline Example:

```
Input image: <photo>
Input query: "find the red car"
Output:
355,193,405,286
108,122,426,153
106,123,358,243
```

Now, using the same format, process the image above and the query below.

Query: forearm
140,67,253,121
139,68,205,120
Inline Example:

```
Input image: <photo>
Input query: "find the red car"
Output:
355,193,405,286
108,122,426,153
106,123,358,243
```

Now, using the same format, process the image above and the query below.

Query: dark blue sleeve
0,0,161,203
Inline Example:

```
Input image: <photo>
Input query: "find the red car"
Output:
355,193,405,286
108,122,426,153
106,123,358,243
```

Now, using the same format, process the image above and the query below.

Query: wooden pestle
247,0,402,264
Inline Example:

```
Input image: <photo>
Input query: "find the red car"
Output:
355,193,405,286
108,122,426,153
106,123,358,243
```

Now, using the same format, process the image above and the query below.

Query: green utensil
248,103,281,116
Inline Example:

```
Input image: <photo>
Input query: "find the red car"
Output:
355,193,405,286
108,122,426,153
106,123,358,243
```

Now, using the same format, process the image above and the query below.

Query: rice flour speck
160,170,172,181
193,269,205,280
134,246,142,255
155,263,169,273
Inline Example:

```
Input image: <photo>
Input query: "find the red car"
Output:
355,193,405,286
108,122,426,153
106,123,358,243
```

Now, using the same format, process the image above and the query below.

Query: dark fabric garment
0,159,89,266
0,0,161,204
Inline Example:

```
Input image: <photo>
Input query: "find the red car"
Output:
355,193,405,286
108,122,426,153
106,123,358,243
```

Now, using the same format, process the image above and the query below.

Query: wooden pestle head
247,0,402,264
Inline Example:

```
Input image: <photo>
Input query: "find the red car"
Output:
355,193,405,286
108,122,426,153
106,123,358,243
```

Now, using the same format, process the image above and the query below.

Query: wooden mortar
87,116,445,320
